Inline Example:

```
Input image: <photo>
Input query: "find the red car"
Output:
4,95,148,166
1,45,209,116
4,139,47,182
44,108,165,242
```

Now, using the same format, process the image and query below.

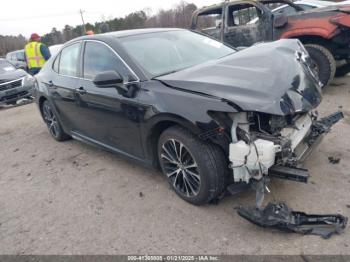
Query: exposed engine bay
228,111,344,185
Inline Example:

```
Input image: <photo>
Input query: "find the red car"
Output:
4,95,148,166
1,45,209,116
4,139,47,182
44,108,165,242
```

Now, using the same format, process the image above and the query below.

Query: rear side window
83,41,129,80
227,4,261,26
59,43,81,77
197,8,222,31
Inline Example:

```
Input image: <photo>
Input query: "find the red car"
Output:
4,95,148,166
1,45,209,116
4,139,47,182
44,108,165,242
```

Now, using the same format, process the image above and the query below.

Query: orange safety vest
25,41,46,69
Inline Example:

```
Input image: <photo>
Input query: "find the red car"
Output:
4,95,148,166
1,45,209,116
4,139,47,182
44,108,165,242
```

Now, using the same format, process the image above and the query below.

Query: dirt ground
0,76,349,255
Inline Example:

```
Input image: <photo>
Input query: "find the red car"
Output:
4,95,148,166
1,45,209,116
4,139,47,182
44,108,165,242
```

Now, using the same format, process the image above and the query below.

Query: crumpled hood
0,69,27,82
155,39,322,116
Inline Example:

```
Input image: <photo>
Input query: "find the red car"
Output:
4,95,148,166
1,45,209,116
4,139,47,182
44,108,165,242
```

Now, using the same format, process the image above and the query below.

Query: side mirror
93,71,127,91
93,70,123,86
92,71,136,97
274,15,288,28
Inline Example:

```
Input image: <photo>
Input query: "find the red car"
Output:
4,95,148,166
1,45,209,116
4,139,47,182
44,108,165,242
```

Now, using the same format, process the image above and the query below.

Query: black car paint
156,39,322,116
34,29,321,168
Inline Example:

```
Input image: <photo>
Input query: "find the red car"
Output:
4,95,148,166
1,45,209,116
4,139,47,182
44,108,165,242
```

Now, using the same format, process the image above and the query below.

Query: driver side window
83,41,129,81
227,4,262,26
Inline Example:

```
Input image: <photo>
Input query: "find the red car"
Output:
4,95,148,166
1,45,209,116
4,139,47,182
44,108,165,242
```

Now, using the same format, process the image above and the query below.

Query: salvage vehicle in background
0,58,34,105
6,50,27,71
34,29,342,205
191,0,350,86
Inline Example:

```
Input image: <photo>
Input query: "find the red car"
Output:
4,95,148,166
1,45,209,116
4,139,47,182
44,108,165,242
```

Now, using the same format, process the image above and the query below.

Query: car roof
70,28,186,43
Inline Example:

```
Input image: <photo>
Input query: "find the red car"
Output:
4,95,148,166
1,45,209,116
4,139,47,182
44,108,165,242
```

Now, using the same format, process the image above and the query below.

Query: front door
74,41,144,159
223,2,272,47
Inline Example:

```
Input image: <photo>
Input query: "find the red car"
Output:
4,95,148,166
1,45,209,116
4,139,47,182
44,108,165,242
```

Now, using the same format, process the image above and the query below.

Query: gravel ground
0,76,349,255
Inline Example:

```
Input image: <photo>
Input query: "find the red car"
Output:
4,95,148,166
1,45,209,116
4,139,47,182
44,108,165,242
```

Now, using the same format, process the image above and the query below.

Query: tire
335,62,350,77
158,126,227,205
304,44,336,87
41,100,70,141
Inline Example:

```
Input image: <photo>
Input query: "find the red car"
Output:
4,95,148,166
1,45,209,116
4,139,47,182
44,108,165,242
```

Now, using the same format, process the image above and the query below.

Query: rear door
48,42,82,132
74,40,144,158
223,1,272,47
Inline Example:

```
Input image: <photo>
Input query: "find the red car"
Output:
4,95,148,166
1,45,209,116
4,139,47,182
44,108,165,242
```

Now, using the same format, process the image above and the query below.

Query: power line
79,9,86,34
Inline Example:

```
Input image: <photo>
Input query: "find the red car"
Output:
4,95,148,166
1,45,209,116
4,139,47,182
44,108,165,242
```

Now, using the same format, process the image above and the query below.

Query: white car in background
272,0,350,16
249,0,350,23
49,44,63,57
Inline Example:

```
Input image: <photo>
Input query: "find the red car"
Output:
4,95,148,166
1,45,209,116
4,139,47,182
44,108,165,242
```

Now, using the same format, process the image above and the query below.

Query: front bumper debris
237,202,348,239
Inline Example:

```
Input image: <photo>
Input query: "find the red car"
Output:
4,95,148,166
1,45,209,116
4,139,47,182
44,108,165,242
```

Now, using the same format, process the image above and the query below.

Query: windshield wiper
153,70,180,78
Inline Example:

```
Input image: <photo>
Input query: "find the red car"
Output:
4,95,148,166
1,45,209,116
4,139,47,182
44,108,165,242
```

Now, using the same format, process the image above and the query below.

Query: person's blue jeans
28,68,41,75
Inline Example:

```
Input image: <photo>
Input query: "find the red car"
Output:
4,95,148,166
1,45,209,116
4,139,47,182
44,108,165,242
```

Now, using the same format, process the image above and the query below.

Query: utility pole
79,9,86,34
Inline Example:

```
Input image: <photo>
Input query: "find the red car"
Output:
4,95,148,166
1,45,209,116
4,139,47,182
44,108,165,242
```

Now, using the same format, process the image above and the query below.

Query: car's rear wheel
304,44,336,87
41,100,70,141
158,126,227,205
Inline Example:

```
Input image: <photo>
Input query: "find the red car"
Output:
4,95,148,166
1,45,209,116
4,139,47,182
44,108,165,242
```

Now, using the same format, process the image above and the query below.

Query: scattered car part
328,156,341,164
237,202,348,239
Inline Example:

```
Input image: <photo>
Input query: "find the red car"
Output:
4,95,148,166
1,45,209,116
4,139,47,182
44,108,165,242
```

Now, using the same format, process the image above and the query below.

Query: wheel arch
292,35,334,50
145,114,203,168
38,95,47,113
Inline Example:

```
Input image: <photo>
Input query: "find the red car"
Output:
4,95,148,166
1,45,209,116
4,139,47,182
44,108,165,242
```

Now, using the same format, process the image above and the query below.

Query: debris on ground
328,156,341,164
237,202,347,239
139,192,144,198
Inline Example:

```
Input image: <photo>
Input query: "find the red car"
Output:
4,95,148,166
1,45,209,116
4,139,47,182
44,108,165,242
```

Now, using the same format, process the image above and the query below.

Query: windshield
0,60,16,74
119,30,235,77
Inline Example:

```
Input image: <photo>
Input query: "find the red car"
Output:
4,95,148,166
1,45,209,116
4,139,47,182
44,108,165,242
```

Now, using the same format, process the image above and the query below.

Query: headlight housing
22,75,35,88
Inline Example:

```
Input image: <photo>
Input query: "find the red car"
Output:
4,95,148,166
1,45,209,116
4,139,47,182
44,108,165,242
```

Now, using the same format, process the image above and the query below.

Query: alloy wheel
42,103,60,138
160,139,201,197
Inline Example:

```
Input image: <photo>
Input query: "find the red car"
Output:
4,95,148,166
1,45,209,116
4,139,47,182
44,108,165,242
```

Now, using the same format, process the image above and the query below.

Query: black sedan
34,28,340,205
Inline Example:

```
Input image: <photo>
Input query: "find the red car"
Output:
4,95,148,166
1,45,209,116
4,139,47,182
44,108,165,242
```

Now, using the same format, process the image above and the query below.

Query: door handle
76,86,87,95
47,80,55,88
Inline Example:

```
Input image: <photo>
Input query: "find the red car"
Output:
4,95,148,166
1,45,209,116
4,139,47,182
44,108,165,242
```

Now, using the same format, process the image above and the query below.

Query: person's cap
30,33,41,41
86,30,94,35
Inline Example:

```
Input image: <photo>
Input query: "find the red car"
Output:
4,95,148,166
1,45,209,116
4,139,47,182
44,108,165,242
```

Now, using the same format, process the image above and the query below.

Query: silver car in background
0,59,34,105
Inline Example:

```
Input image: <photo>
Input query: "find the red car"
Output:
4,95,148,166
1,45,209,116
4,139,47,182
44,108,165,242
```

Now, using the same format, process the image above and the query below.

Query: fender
279,27,339,40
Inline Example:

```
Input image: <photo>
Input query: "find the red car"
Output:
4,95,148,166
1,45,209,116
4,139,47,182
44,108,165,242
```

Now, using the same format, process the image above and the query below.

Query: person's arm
40,44,51,61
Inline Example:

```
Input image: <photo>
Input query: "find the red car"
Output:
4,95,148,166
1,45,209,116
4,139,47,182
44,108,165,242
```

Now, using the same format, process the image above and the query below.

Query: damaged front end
228,110,344,188
228,111,346,238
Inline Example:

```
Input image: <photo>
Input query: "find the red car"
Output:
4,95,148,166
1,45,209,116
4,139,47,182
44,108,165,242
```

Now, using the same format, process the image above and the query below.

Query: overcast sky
0,0,215,37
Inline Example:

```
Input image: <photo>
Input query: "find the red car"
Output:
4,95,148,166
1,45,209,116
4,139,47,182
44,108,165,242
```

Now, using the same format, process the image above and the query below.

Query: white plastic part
280,114,312,150
229,139,277,183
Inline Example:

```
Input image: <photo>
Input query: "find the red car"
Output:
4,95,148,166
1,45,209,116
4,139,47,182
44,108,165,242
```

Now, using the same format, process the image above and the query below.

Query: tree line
0,1,197,57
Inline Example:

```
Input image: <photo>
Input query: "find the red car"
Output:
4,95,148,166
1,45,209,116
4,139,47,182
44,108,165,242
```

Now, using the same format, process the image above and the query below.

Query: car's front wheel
158,126,227,205
41,100,70,141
